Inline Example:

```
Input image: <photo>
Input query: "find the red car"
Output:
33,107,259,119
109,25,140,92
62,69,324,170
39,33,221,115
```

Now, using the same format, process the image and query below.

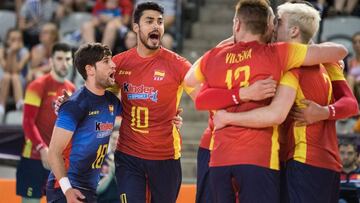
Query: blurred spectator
56,0,89,19
339,140,360,202
18,0,60,49
334,0,359,15
81,0,132,51
124,30,137,50
338,118,357,134
27,23,59,83
347,32,360,102
135,0,177,50
0,28,30,122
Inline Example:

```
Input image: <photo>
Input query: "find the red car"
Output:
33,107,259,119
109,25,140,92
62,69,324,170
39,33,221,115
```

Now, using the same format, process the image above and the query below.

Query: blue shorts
286,160,340,203
210,164,280,203
280,161,289,203
196,147,213,203
46,186,97,203
16,157,50,198
114,151,181,203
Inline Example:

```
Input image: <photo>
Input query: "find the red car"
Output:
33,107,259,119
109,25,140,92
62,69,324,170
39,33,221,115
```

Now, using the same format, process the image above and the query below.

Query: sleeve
55,100,85,132
195,83,241,110
193,52,211,84
22,82,46,149
279,69,300,90
325,63,359,120
276,42,308,71
176,55,194,95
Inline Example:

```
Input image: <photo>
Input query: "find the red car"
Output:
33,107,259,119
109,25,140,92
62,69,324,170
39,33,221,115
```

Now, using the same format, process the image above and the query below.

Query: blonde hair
277,2,321,43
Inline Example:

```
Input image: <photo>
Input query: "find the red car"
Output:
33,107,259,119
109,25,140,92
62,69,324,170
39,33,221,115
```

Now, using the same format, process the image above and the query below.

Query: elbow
270,113,287,126
350,100,359,116
338,45,348,59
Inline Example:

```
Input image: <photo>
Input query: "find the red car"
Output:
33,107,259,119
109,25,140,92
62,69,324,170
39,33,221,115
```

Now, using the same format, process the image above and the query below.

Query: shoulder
27,74,49,90
160,48,191,66
113,48,134,62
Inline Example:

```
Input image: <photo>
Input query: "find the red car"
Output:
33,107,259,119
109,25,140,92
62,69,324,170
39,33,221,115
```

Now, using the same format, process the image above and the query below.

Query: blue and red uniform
46,87,121,202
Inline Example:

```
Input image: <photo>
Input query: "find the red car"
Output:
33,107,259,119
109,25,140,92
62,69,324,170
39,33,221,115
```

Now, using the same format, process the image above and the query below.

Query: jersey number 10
131,106,149,133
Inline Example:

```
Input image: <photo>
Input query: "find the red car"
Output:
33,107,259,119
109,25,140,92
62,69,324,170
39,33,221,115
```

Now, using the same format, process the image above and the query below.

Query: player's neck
136,44,160,58
50,70,65,83
84,81,105,96
235,32,264,44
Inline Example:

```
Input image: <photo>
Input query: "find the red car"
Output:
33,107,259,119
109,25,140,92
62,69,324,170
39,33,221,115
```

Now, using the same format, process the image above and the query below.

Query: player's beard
54,65,69,78
138,28,162,50
96,77,113,89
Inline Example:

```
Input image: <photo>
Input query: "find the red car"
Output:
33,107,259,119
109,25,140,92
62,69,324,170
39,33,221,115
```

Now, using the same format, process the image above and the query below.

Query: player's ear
290,26,300,39
133,23,139,34
85,64,95,77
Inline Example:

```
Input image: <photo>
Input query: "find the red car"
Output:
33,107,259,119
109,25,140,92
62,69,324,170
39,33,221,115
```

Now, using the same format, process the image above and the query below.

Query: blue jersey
47,87,121,191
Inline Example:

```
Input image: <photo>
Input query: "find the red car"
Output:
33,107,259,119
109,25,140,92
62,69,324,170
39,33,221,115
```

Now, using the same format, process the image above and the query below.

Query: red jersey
199,112,215,149
280,64,344,172
195,41,308,169
22,73,75,159
113,47,192,160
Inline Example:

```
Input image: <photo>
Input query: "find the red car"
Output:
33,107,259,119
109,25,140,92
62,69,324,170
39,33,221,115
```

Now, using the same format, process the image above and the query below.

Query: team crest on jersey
153,70,165,81
123,82,158,102
108,105,114,116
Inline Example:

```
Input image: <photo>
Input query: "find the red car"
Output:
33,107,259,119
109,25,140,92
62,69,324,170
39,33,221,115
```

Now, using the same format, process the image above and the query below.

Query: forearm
329,81,359,120
195,87,240,110
48,149,67,180
224,108,283,128
23,104,46,148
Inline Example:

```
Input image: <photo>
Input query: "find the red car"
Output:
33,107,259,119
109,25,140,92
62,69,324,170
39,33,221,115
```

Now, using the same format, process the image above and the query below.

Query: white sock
16,100,23,110
0,105,4,115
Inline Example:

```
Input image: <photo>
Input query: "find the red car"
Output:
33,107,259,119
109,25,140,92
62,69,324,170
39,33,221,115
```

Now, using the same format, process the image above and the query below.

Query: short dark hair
133,2,164,24
74,43,112,80
51,42,72,56
235,0,270,35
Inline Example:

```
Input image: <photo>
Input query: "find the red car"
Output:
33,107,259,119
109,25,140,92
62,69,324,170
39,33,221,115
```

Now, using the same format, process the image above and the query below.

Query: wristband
59,177,72,194
35,143,45,151
328,105,336,119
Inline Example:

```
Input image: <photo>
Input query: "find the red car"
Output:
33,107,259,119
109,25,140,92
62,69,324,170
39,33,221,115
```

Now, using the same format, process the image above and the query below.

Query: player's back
199,41,307,169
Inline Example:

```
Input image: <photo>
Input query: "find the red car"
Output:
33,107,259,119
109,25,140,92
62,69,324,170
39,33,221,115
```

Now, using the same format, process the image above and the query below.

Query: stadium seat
321,16,360,42
320,16,360,57
0,10,16,42
4,110,23,125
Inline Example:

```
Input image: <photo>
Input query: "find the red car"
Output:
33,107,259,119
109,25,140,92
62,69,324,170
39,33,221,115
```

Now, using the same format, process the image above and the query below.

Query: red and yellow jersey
199,112,215,149
22,73,75,159
194,41,307,169
113,47,192,160
280,63,344,172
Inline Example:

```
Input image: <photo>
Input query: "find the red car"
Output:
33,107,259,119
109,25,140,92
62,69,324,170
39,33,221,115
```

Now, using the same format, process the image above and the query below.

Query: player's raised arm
302,42,348,66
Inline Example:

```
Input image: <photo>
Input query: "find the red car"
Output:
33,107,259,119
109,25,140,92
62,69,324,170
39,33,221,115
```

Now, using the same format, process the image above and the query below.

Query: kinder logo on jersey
95,122,113,131
123,82,158,102
153,70,165,81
